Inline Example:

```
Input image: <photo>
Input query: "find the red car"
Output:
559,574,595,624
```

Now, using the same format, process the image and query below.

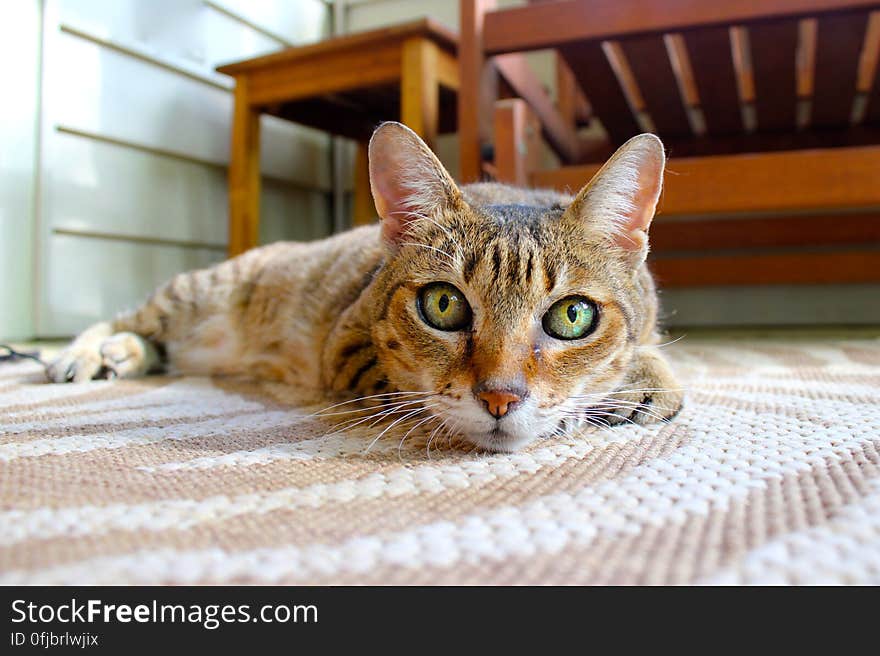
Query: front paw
46,330,157,383
99,332,159,379
603,387,684,426
601,348,683,426
46,345,104,383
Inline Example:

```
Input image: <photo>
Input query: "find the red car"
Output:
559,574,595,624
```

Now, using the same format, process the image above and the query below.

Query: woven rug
1,336,879,585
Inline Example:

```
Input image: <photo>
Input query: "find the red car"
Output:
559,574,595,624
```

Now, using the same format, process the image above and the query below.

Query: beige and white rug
1,336,879,585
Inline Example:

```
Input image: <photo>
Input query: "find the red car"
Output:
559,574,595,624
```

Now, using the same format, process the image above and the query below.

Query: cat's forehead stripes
480,203,564,226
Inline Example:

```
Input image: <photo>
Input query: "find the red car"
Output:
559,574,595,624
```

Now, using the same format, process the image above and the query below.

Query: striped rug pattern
1,337,879,584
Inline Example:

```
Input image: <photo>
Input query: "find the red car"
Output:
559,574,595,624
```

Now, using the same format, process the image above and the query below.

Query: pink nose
477,390,522,418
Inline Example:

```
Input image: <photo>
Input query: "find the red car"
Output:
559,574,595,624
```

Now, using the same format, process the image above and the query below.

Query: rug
1,336,879,585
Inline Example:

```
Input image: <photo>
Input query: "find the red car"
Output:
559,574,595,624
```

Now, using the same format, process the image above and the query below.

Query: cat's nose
476,389,523,419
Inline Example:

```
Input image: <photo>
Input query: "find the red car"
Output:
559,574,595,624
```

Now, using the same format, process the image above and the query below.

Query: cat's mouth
467,424,534,453
432,393,554,452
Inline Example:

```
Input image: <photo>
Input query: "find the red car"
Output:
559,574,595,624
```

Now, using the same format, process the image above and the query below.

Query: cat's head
367,122,664,452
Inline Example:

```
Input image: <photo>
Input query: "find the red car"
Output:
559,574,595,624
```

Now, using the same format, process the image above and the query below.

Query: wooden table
217,19,459,257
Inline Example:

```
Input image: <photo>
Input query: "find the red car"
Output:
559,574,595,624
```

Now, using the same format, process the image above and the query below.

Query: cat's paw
99,332,159,379
601,347,683,427
46,344,104,383
46,328,158,383
602,386,684,426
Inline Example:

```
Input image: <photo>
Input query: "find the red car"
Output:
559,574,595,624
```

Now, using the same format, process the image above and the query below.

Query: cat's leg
602,346,683,426
46,249,263,383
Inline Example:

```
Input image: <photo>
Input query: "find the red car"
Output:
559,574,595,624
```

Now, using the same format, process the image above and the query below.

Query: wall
0,0,42,340
28,0,334,338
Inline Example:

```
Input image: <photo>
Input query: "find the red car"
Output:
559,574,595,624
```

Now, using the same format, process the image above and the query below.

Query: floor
1,329,879,584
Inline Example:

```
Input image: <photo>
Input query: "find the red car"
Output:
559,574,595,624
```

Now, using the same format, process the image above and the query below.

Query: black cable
0,344,46,366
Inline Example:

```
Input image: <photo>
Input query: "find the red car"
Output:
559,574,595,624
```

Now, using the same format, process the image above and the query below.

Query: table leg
228,77,261,258
401,36,439,149
458,0,497,182
353,142,376,226
494,99,541,187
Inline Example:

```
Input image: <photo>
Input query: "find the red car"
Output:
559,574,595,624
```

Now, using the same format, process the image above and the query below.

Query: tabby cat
47,122,683,452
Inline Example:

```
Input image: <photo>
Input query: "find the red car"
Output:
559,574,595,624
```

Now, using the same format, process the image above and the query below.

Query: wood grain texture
532,145,880,214
651,250,880,286
217,18,457,74
353,143,376,227
811,12,869,127
620,34,693,137
494,54,581,163
559,41,642,144
555,53,592,126
683,26,744,135
650,212,880,252
654,124,880,156
273,99,384,142
749,19,799,132
458,0,497,182
228,78,261,257
482,0,880,54
401,37,440,149
493,99,542,186
247,45,402,105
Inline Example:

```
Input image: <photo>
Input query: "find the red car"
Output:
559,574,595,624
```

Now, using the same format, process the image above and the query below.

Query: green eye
418,282,472,331
542,296,597,340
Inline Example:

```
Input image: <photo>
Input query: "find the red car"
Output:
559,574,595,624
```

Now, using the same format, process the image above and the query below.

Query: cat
46,121,683,453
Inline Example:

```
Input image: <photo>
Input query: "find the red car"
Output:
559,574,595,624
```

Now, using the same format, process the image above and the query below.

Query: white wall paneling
0,0,42,340
33,0,334,337
43,234,224,335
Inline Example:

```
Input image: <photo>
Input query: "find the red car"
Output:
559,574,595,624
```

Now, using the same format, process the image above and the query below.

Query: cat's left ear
368,122,462,247
564,133,665,264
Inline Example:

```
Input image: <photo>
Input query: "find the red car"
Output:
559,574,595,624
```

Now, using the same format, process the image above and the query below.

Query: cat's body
48,124,683,452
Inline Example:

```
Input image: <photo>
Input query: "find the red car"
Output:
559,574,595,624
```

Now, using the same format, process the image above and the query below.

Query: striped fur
47,124,681,452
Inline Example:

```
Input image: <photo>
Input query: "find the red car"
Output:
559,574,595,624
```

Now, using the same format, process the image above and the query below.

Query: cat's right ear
368,122,462,247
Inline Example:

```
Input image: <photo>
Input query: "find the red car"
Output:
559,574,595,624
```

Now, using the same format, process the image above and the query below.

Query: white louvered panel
44,29,331,189
35,0,333,336
0,0,41,340
55,0,319,75
42,234,225,337
48,127,332,245
46,131,229,245
260,181,333,245
208,0,329,49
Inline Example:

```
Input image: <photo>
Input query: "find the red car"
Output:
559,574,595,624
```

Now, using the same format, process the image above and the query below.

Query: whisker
363,404,438,454
581,400,668,417
424,420,446,460
308,390,433,417
654,334,686,349
398,414,441,461
321,401,432,437
389,210,455,240
317,396,433,419
571,386,688,399
398,242,456,264
582,406,667,424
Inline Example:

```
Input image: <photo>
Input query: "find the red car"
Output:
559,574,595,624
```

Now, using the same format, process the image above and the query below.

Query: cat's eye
418,282,472,331
542,296,597,340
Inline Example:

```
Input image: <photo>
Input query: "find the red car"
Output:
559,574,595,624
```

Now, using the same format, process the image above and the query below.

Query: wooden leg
494,99,541,186
401,37,439,149
458,0,497,182
353,142,376,226
228,77,261,258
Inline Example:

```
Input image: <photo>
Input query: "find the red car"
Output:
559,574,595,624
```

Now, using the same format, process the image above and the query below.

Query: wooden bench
459,0,880,287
